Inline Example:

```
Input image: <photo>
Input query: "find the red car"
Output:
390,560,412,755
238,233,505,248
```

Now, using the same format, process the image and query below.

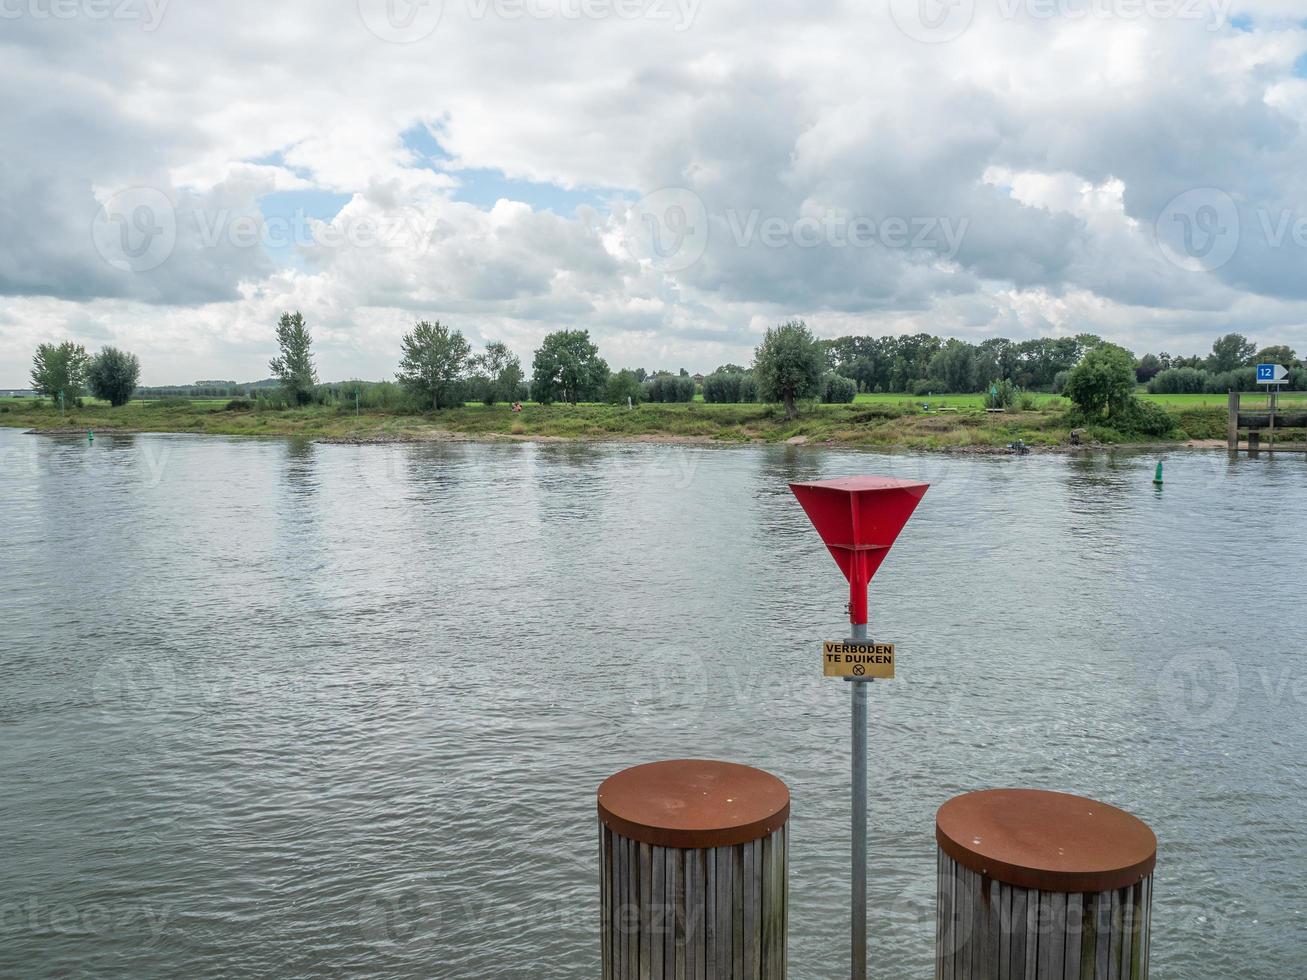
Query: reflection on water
1,429,1304,979
283,437,320,497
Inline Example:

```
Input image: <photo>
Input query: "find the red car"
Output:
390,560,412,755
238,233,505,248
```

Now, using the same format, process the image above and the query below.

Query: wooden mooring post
1228,389,1307,453
934,789,1157,979
598,760,790,980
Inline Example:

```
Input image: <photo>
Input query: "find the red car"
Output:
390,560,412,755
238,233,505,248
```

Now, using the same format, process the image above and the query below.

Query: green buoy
1153,460,1163,485
87,428,94,444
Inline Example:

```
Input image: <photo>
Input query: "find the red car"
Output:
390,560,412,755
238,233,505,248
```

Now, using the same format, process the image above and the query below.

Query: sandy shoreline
13,424,1245,455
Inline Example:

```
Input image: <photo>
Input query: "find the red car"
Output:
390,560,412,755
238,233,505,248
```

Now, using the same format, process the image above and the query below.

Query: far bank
0,398,1253,452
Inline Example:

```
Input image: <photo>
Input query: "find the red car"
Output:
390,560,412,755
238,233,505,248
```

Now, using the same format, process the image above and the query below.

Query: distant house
691,373,704,384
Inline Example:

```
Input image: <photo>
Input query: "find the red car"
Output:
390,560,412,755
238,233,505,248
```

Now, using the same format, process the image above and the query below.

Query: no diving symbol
852,664,866,677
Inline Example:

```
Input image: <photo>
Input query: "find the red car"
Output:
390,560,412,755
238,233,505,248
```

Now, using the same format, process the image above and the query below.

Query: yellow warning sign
823,641,895,679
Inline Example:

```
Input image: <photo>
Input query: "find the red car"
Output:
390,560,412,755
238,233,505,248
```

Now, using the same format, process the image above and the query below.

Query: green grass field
1140,391,1307,407
850,392,1070,410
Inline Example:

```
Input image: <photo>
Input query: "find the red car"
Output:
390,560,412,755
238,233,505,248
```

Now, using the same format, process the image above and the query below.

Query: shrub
822,373,857,404
254,389,293,410
1067,397,1175,439
1204,367,1257,394
910,379,935,396
702,371,750,404
984,379,1017,409
356,381,412,411
225,398,253,411
644,375,696,403
604,369,643,405
1115,398,1176,437
1148,367,1207,394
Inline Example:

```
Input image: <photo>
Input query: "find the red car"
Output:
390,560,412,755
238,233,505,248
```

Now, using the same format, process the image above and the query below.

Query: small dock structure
1227,391,1307,453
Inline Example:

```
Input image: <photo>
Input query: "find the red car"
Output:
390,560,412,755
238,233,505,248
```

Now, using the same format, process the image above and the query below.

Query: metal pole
1269,385,1277,454
850,619,869,980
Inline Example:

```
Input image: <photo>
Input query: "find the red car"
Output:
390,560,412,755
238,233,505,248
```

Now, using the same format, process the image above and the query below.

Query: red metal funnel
789,476,928,626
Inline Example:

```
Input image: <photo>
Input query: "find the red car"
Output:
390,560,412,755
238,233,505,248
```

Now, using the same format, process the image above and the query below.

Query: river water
1,427,1304,978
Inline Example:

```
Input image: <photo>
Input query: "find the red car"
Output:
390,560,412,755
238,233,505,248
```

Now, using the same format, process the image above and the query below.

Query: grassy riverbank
0,396,1237,450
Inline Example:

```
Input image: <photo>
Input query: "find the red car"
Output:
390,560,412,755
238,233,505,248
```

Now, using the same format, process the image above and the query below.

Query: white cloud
3,0,1307,384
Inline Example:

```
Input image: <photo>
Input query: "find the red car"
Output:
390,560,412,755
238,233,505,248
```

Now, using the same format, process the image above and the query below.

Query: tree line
25,316,1304,418
255,313,853,419
818,331,1303,396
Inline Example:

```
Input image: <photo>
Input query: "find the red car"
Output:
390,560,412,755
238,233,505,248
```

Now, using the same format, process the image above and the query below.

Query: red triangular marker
790,477,928,626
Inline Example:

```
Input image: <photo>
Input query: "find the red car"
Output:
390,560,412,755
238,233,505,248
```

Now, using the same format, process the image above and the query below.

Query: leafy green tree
1135,353,1163,384
472,340,523,404
978,337,1018,382
753,320,825,419
87,346,141,406
1254,345,1297,365
604,368,643,405
397,320,471,409
1206,333,1255,373
269,312,318,405
928,339,979,393
530,330,609,404
30,341,90,403
1064,343,1136,417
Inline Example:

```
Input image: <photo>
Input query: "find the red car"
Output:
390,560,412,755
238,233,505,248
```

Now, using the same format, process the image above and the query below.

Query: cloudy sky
3,0,1307,385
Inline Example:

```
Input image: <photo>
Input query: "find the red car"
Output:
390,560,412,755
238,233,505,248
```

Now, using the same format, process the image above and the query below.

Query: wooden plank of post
934,789,1157,979
598,760,790,980
1228,390,1240,451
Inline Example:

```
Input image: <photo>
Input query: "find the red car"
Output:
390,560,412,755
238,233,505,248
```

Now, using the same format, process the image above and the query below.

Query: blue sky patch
258,189,353,265
400,123,621,215
247,149,314,182
448,169,617,215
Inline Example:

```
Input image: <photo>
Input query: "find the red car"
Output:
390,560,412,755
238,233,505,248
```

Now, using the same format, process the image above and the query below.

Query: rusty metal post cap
597,759,790,849
936,788,1157,893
